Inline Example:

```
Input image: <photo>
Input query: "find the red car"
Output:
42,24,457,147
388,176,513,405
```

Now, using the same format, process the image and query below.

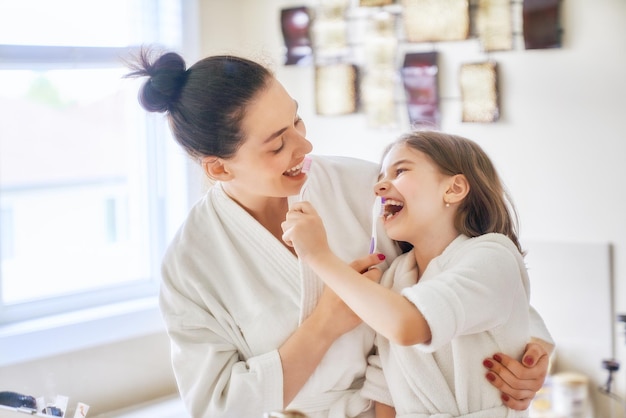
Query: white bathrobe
159,155,399,418
362,234,533,418
161,155,552,418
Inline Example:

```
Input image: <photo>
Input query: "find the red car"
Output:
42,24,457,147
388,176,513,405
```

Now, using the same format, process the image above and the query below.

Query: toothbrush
298,156,312,201
301,156,312,174
369,196,384,254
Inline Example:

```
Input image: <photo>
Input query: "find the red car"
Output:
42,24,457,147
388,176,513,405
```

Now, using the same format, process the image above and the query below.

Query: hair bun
139,52,188,113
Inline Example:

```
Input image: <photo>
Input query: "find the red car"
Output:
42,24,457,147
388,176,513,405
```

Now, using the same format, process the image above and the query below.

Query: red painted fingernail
483,359,494,368
486,373,495,382
501,394,510,402
493,354,502,362
377,253,386,260
524,356,534,366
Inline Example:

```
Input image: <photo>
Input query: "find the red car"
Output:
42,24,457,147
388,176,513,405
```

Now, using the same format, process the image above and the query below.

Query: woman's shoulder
164,188,224,255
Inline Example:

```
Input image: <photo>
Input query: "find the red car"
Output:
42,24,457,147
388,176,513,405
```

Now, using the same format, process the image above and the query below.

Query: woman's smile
283,159,308,177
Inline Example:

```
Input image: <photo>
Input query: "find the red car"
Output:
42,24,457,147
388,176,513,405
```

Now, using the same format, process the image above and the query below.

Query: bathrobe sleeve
160,270,285,418
159,187,303,418
402,234,530,353
361,351,394,407
529,305,554,347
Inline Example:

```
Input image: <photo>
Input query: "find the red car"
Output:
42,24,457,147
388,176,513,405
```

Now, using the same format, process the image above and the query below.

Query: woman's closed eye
272,139,285,154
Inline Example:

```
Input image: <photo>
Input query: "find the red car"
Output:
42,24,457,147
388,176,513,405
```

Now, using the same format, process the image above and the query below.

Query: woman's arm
163,252,385,416
279,253,385,405
375,402,396,418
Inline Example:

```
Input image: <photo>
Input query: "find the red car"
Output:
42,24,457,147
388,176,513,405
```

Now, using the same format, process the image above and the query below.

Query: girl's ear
445,174,470,204
201,156,233,181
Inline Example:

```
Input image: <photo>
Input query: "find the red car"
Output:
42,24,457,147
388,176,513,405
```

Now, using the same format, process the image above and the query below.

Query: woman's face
221,78,313,203
375,143,451,244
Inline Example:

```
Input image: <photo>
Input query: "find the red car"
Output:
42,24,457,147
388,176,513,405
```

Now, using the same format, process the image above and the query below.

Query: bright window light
0,0,188,324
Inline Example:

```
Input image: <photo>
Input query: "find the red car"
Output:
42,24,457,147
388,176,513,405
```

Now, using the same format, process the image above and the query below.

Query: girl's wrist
307,250,337,274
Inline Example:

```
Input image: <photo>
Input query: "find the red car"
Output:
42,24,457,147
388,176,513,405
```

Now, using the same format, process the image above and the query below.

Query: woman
125,49,553,418
283,131,541,417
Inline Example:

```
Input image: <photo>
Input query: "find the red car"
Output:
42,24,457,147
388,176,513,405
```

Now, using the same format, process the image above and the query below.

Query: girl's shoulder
466,233,519,253
445,233,523,267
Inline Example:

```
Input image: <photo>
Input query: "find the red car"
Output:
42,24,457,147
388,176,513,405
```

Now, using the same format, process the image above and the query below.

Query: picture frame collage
280,0,562,128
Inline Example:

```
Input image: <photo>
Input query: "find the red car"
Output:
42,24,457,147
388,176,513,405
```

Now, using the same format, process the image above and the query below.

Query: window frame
0,0,200,366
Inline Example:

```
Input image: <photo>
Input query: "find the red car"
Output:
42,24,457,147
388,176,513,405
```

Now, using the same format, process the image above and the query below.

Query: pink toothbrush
369,196,384,254
299,156,312,201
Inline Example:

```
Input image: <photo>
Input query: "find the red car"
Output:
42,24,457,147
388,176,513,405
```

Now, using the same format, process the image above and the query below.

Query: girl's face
221,78,313,203
375,143,452,244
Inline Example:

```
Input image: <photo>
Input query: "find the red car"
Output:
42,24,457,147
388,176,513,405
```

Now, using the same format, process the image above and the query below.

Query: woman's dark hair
125,47,273,160
383,130,524,255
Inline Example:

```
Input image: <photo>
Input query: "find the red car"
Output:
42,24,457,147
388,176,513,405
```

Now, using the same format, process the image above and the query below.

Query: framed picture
360,0,394,6
523,0,562,49
362,70,397,128
401,52,440,128
476,0,513,52
460,61,499,123
315,64,359,116
280,7,313,65
402,0,469,42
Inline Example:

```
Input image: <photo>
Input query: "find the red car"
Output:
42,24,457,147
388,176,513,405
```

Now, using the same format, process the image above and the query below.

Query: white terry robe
159,155,399,418
362,234,533,418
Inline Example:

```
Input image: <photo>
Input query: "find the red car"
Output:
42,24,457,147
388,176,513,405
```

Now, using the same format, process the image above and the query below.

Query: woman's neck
222,185,293,252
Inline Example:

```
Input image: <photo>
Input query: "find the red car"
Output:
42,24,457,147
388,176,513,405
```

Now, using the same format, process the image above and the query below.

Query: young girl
282,131,536,417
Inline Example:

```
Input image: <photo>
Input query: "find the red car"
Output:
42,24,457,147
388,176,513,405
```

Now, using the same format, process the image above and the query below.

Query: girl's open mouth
383,199,404,220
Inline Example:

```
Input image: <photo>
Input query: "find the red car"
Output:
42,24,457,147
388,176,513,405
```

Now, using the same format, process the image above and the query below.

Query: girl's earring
444,200,450,208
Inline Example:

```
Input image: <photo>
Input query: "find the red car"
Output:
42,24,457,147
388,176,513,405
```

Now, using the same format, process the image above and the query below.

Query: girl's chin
385,224,409,243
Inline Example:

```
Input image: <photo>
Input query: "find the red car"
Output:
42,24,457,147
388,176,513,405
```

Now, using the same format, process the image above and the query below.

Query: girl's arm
282,202,430,346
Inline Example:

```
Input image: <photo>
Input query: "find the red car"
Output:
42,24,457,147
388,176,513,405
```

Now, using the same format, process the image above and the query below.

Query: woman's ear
201,156,233,181
445,174,470,204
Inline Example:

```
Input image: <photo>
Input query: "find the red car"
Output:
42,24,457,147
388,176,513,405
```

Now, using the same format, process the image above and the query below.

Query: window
0,0,193,326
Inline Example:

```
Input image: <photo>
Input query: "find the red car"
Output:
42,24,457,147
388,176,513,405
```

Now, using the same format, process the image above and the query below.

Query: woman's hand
483,342,550,410
310,253,384,340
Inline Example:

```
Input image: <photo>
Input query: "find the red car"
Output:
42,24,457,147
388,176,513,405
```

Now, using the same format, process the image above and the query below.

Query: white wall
199,0,626,414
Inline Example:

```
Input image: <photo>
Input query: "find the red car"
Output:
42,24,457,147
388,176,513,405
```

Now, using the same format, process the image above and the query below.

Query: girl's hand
282,201,330,261
483,342,550,410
